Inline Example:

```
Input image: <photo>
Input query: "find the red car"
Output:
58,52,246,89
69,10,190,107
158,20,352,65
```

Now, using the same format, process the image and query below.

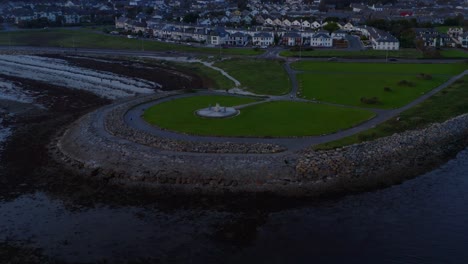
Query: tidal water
0,147,468,263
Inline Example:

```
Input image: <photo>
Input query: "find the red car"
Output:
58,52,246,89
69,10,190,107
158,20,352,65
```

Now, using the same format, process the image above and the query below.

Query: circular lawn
143,95,375,137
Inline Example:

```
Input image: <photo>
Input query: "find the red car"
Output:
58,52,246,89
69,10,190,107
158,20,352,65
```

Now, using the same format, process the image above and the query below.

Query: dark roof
283,32,301,38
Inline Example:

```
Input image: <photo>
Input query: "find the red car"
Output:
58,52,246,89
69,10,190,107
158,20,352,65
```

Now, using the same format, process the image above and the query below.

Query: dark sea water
0,147,468,263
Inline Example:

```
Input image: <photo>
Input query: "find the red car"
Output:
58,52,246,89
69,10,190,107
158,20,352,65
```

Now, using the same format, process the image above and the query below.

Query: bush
398,80,415,87
304,47,314,51
417,73,432,80
384,87,392,92
360,96,380,104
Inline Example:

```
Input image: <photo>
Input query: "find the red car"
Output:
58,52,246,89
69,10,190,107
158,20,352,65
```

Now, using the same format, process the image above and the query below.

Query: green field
214,59,291,95
143,95,375,137
297,73,448,108
440,49,468,58
315,75,468,150
293,62,466,108
435,26,451,33
291,61,466,75
280,49,424,59
0,28,263,56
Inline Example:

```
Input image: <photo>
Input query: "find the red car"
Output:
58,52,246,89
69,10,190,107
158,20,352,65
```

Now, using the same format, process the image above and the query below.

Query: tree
183,13,199,24
144,7,154,16
399,29,416,48
444,14,464,27
323,22,339,33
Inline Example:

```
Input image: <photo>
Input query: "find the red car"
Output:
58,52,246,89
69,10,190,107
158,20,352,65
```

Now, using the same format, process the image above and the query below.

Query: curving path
124,68,468,153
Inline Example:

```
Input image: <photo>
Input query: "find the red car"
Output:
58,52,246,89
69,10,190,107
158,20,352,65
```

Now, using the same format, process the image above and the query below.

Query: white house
310,31,333,47
253,32,274,46
343,22,354,31
311,21,321,29
226,32,250,46
209,28,229,45
459,32,468,48
448,27,463,38
291,20,301,27
264,17,274,25
274,18,282,26
301,20,311,28
359,26,400,50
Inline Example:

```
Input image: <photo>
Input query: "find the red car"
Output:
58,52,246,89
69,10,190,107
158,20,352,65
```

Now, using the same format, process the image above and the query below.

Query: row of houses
413,28,456,48
356,26,400,50
7,6,85,24
116,17,400,50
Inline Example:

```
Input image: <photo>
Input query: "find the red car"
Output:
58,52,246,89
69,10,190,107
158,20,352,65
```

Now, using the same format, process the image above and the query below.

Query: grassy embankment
214,59,291,95
293,62,466,108
280,49,424,59
143,95,375,137
439,49,468,59
315,75,468,150
160,61,236,90
0,28,263,56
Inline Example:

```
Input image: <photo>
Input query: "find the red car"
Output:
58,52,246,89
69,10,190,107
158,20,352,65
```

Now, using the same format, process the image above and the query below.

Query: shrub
304,47,314,51
360,96,380,104
384,87,392,92
398,80,415,87
417,73,432,80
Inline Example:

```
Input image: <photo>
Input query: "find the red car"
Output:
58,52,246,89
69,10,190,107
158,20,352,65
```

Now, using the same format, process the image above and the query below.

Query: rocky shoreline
53,93,468,196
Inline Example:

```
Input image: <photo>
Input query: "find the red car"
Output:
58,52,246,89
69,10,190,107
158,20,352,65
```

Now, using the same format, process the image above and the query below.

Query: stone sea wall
53,96,468,196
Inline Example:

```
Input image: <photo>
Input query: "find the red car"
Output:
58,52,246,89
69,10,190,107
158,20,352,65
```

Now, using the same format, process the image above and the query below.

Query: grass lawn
291,61,467,75
143,95,375,137
214,59,291,95
440,49,468,58
435,26,451,33
162,61,235,90
314,75,468,150
297,73,448,108
0,28,263,56
280,49,423,59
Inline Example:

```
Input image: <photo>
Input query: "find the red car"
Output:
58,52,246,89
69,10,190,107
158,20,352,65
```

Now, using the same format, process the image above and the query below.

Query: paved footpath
124,69,467,152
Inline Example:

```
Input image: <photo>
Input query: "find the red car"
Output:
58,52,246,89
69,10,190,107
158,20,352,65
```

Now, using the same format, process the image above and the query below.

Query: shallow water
0,122,11,157
0,148,467,263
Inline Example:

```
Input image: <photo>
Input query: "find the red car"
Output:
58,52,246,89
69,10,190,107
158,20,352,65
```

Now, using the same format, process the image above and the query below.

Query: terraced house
358,26,400,50
460,33,468,48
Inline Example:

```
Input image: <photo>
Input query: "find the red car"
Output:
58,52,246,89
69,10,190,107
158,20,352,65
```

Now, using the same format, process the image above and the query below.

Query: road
345,34,364,51
0,46,465,64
